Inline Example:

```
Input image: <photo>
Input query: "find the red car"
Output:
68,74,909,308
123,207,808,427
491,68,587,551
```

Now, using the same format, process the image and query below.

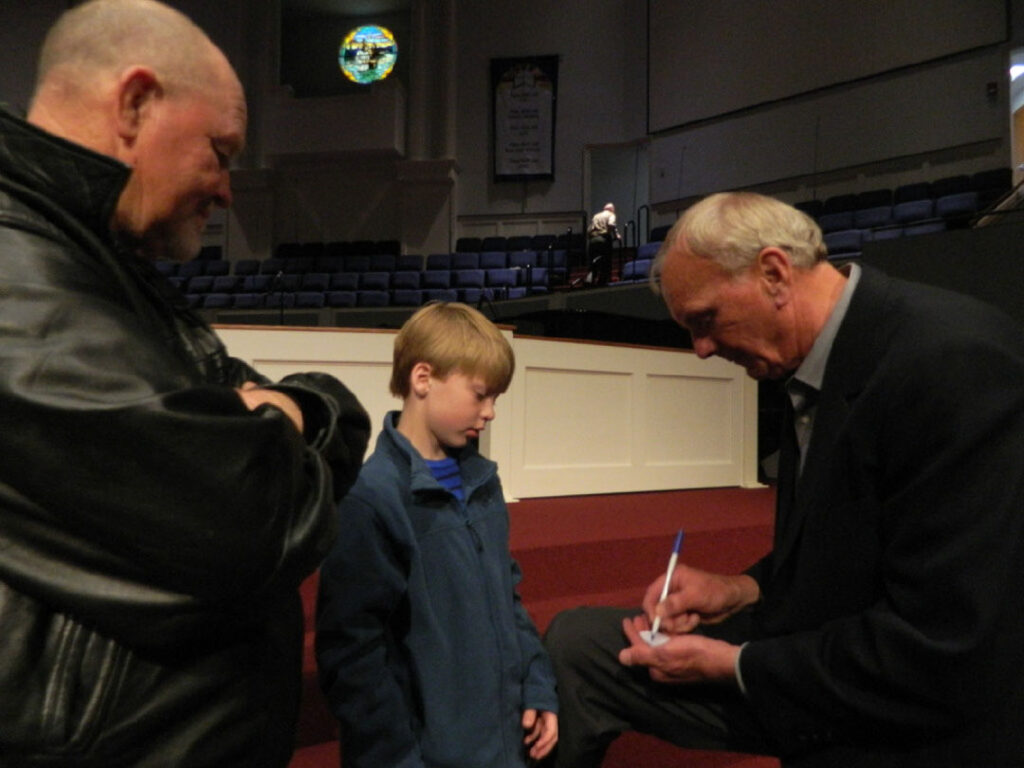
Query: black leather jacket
0,110,370,767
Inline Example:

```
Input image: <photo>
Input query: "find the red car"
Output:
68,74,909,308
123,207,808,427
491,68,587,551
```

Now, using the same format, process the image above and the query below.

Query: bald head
25,0,247,262
33,0,220,103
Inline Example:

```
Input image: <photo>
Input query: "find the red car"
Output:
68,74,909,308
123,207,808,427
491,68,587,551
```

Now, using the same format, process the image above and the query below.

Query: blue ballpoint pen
648,529,684,639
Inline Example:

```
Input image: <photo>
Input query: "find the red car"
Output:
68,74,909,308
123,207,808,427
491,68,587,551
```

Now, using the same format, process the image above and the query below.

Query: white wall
216,325,760,500
454,0,648,221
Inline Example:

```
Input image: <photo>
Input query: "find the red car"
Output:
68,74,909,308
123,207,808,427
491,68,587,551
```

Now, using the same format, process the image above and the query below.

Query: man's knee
545,606,633,668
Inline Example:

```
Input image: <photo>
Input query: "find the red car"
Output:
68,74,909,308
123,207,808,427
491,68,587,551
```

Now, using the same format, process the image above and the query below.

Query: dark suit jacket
738,266,1024,767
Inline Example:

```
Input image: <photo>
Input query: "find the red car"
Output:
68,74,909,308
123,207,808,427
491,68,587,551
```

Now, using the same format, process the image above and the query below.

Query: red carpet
291,487,780,768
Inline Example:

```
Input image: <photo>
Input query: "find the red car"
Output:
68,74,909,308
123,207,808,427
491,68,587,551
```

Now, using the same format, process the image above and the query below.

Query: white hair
652,191,826,286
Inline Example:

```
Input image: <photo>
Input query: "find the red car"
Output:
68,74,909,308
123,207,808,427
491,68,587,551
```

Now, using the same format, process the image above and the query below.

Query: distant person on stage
0,1,370,765
543,191,1024,767
316,302,558,768
587,202,621,285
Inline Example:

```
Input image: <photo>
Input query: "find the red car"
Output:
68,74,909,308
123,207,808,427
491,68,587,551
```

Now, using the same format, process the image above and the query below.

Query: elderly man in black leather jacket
0,1,370,766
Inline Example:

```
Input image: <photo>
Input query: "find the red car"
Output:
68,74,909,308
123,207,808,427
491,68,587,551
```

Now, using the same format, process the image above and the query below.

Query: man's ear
409,362,433,398
757,247,793,308
114,66,161,146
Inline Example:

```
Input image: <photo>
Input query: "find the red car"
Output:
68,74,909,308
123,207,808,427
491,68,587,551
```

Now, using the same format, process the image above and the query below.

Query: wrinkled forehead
660,242,728,317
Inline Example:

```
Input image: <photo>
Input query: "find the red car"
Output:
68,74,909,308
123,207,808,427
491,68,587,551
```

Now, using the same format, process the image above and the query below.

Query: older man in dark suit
544,191,1024,767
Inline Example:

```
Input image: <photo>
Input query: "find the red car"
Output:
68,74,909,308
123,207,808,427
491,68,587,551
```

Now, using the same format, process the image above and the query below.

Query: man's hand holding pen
619,562,761,686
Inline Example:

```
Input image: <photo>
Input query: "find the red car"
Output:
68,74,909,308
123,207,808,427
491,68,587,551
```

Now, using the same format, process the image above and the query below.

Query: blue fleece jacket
316,412,558,768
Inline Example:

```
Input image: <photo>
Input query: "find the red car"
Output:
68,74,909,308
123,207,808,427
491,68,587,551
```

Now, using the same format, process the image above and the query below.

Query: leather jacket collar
0,108,129,245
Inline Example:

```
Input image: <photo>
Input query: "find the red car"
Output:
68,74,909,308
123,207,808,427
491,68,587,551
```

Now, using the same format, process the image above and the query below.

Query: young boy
316,302,558,768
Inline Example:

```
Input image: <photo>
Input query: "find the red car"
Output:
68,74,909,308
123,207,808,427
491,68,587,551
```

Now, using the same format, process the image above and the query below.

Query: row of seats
156,250,569,284
185,286,535,311
796,168,1012,233
612,241,660,286
172,266,552,296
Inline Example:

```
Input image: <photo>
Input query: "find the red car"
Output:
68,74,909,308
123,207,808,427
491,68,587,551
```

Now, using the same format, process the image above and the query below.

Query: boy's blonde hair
390,302,515,398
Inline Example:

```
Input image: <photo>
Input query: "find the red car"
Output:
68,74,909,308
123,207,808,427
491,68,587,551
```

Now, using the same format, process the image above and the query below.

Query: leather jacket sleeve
0,236,370,651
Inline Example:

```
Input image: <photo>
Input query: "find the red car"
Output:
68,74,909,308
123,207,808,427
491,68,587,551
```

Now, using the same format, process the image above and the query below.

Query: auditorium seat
637,242,661,261
486,268,519,296
508,250,538,269
505,235,533,251
356,290,389,307
242,274,272,293
822,193,857,214
203,260,230,277
459,287,485,304
301,273,330,292
421,269,452,289
233,258,260,276
479,251,507,269
392,289,424,307
265,292,297,308
202,293,232,309
620,258,652,284
369,254,396,273
854,188,893,209
816,210,854,233
892,198,934,224
343,255,371,273
862,226,902,242
314,255,343,274
259,257,285,275
930,174,970,199
519,266,548,293
531,234,557,251
329,272,359,291
451,252,480,270
480,235,507,252
894,181,932,204
212,275,240,293
452,269,485,289
903,220,947,237
935,191,979,224
283,257,314,274
349,240,377,255
178,260,205,279
233,293,263,309
423,288,459,303
538,249,568,284
295,292,326,309
359,272,391,291
455,237,482,253
852,205,894,230
823,229,863,255
395,253,424,271
375,239,401,256
326,290,356,308
649,225,671,242
425,253,452,271
391,271,422,291
186,275,214,294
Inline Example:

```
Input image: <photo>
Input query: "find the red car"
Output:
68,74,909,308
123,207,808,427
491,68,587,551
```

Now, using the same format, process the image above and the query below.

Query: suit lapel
771,266,892,577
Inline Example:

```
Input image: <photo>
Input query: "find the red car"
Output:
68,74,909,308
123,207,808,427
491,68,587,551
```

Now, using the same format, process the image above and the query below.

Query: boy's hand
522,708,558,760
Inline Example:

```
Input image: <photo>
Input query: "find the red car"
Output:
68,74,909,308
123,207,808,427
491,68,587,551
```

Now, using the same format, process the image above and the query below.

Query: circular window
339,25,398,85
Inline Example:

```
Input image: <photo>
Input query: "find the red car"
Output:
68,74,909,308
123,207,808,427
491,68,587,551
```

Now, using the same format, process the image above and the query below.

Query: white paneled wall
216,326,760,500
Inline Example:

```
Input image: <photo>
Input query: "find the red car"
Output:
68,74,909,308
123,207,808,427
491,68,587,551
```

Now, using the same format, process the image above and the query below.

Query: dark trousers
588,236,612,285
543,606,777,768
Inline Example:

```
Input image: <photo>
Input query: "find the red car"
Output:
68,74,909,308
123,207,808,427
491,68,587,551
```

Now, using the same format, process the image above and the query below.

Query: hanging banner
491,56,558,181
